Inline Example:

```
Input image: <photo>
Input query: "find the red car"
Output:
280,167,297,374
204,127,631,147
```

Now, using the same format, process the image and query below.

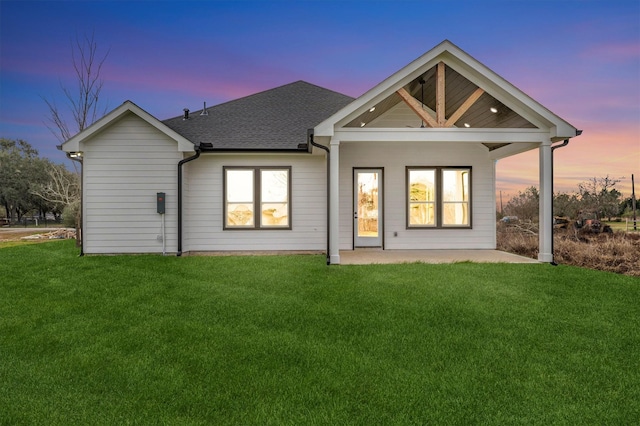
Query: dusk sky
1,0,638,200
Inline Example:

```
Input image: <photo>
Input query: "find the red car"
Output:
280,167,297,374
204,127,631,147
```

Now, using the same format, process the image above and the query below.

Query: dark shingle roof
162,81,354,150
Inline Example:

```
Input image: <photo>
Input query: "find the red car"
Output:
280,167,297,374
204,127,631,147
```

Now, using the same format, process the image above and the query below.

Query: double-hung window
408,169,436,226
407,167,471,228
224,166,291,229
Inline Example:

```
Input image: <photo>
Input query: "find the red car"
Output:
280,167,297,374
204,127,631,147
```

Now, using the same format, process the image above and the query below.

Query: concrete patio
339,249,539,265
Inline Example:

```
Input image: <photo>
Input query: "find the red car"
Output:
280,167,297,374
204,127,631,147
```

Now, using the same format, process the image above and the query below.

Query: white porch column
329,137,341,264
538,140,553,262
492,160,498,249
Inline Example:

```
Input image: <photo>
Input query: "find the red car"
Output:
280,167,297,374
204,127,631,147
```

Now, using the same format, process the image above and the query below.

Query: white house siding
338,141,496,250
82,113,183,254
183,153,327,252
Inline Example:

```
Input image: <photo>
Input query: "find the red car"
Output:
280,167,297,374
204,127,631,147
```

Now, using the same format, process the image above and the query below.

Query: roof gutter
197,146,309,153
177,143,201,256
308,129,331,265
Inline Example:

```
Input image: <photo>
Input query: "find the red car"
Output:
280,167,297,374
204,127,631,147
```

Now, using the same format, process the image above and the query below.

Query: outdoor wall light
69,152,83,158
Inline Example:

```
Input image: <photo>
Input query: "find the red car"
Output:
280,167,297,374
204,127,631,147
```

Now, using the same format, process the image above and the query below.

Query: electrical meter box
156,192,166,214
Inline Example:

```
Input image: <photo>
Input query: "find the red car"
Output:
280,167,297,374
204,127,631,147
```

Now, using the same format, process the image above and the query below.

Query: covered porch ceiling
343,61,537,152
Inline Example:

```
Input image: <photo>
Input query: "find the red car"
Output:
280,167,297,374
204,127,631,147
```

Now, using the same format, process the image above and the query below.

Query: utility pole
632,174,637,231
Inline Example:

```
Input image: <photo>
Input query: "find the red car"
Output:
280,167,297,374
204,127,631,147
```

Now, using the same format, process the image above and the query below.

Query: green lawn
1,241,639,425
605,220,640,232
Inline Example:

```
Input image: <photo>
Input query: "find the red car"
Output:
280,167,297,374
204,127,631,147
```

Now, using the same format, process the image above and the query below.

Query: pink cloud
581,42,640,63
497,124,639,200
102,48,306,106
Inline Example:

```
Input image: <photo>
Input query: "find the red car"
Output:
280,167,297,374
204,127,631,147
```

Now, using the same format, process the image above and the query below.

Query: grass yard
605,220,640,233
1,241,639,425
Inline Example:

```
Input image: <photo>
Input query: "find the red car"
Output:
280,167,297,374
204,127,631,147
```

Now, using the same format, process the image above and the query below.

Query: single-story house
60,40,580,264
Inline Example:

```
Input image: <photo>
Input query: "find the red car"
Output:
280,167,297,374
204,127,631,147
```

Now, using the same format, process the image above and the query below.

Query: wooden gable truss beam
436,61,446,126
396,87,439,128
397,61,484,128
444,87,485,127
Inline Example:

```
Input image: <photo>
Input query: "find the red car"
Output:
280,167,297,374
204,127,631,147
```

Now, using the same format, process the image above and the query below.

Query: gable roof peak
60,99,194,153
315,40,577,138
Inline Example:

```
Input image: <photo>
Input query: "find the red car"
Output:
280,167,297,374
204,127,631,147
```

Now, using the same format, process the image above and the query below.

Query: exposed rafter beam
396,87,439,128
445,87,485,127
398,62,486,130
436,61,446,126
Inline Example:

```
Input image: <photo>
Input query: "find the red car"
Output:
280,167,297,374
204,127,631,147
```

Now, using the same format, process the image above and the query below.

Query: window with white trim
224,167,291,229
407,167,471,228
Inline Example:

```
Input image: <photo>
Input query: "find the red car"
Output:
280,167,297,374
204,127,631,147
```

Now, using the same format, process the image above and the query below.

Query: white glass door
354,169,382,247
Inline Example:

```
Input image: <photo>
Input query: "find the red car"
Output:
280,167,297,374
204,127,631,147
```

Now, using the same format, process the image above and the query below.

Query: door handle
354,212,358,219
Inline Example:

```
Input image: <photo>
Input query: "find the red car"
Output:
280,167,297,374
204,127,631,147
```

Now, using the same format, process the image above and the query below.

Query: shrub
62,201,79,228
497,223,640,276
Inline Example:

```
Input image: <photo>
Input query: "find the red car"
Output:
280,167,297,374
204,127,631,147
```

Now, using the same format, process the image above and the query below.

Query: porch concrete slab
339,249,539,265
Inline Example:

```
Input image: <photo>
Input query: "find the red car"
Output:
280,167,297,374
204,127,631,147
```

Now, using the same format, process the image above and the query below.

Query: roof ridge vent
200,101,208,116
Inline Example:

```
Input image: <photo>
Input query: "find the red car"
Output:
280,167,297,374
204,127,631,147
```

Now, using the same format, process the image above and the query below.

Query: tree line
0,32,108,238
501,176,635,222
0,138,79,225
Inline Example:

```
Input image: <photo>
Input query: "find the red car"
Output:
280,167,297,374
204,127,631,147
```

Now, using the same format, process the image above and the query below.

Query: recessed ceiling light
464,123,470,128
490,107,498,113
369,107,376,113
360,122,366,127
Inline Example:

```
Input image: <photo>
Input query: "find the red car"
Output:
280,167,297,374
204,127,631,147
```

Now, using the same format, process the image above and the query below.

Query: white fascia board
550,122,579,140
60,138,81,153
60,100,195,153
314,117,336,138
334,128,550,143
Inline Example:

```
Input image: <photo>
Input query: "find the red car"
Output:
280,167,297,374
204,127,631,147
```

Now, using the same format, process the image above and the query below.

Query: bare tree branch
30,163,80,209
42,31,109,143
40,32,108,246
42,96,72,142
